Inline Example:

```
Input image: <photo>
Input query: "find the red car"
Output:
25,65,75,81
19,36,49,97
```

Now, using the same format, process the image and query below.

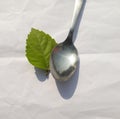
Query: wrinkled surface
0,0,120,119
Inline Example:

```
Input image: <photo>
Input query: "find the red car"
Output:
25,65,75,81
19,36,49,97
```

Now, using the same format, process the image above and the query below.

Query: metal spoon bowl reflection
50,0,85,81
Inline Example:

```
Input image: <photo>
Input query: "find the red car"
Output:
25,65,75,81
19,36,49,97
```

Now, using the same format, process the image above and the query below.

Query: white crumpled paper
0,0,120,119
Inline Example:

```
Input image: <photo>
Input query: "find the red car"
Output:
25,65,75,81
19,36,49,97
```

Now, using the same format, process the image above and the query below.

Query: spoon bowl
50,42,79,81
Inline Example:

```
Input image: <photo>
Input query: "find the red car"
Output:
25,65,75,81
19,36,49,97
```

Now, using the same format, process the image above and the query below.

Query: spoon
50,0,85,81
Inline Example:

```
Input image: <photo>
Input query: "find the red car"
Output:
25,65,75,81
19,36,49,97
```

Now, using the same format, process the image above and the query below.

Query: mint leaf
26,28,57,70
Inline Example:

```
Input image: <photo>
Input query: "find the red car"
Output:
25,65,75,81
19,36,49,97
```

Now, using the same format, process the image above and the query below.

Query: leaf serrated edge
25,28,57,71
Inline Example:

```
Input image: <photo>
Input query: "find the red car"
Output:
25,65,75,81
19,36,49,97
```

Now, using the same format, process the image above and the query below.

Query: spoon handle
71,0,83,30
66,0,85,44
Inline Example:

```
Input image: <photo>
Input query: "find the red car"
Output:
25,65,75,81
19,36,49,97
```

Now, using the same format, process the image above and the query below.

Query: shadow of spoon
55,61,80,99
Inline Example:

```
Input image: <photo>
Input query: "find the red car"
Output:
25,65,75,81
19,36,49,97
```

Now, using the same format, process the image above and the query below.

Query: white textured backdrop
0,0,120,119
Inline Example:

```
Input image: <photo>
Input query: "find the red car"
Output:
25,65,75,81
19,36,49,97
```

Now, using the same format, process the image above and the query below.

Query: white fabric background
0,0,120,119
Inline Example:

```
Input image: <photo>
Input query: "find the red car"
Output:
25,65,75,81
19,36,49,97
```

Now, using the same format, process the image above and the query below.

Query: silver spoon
50,0,85,81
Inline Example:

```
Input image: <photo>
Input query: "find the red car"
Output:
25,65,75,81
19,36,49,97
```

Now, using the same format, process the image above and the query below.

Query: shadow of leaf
34,67,48,82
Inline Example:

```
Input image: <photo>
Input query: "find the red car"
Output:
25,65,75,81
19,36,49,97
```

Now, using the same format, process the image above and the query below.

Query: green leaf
26,28,57,70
